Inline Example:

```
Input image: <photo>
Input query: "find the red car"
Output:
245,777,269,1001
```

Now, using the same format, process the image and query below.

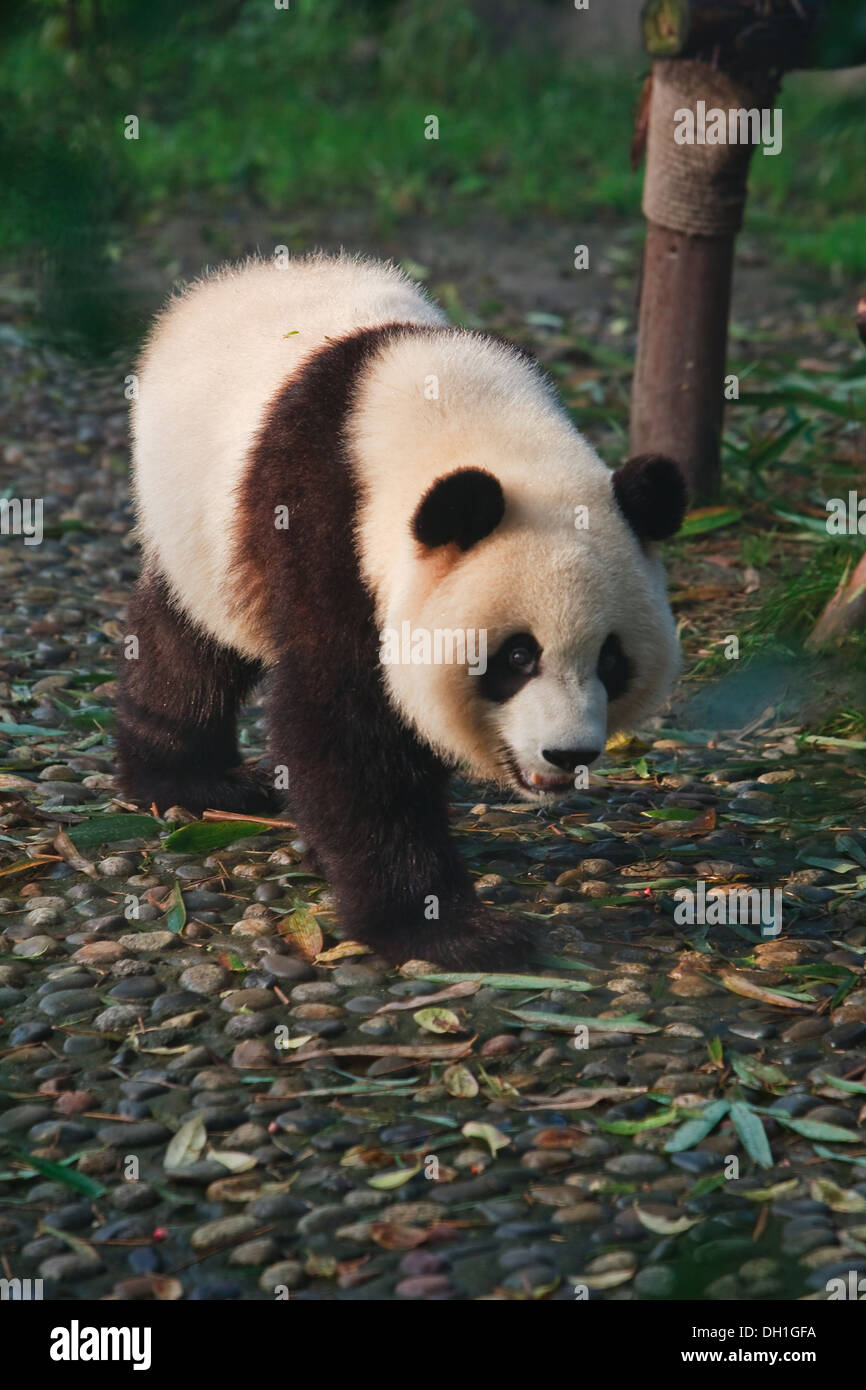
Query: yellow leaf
208,1149,258,1173
164,1114,207,1172
634,1205,699,1235
413,1007,463,1034
367,1164,422,1190
280,906,324,960
315,940,371,963
461,1121,510,1156
809,1178,866,1213
443,1064,479,1098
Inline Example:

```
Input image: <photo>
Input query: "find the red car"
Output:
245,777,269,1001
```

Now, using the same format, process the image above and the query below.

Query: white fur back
132,253,446,658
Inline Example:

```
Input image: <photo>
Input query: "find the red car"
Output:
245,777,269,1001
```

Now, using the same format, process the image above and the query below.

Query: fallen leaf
738,1179,800,1202
369,1222,428,1250
461,1121,509,1156
509,1009,659,1035
418,972,592,994
0,855,60,879
808,1178,866,1212
377,980,480,1013
719,971,814,1010
315,941,372,963
208,1149,258,1173
163,882,186,935
164,1114,207,1172
525,1086,647,1110
280,906,324,960
442,1064,479,1098
283,1041,474,1063
730,1101,773,1169
413,1007,464,1034
634,1206,699,1236
53,829,97,878
162,820,264,852
367,1164,422,1190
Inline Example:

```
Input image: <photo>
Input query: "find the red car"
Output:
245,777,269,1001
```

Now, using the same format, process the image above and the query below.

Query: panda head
379,449,686,801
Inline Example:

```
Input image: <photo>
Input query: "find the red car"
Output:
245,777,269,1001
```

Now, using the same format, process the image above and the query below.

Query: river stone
13,935,63,958
0,1104,54,1133
332,963,383,986
96,1120,171,1146
221,988,275,1012
39,1252,103,1281
604,1153,667,1177
258,954,315,982
634,1265,677,1298
97,855,137,876
108,975,161,1000
39,989,102,1018
179,963,231,996
110,1183,159,1211
95,1004,144,1032
10,1021,53,1045
290,981,339,1002
25,906,63,927
260,1260,304,1293
190,1215,257,1251
117,932,179,953
228,1237,280,1267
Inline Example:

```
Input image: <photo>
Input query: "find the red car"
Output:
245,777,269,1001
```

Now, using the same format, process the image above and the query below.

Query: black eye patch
597,632,632,701
480,632,540,704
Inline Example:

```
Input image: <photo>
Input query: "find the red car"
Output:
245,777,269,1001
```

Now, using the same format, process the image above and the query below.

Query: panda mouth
517,769,575,795
504,754,574,798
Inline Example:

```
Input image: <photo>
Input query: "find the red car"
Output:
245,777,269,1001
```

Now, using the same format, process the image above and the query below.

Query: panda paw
126,763,283,818
370,907,537,971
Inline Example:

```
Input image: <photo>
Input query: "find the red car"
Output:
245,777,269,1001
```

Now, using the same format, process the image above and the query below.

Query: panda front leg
267,667,536,970
116,569,281,816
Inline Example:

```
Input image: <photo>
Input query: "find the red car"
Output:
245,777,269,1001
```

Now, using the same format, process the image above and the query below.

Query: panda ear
612,453,687,543
412,468,505,552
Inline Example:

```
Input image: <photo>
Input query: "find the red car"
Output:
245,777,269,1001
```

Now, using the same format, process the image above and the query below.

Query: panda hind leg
115,569,281,817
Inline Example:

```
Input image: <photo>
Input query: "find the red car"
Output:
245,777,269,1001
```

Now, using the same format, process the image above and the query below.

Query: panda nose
542,747,601,773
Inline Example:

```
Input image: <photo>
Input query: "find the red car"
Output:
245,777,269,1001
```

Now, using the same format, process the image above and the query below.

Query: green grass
751,537,866,641
3,0,865,273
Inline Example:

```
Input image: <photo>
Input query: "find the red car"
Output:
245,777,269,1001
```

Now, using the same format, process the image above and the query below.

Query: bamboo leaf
162,820,266,852
664,1100,729,1153
730,1102,773,1169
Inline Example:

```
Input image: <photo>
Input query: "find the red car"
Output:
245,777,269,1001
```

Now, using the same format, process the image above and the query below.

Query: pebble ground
1,329,865,1303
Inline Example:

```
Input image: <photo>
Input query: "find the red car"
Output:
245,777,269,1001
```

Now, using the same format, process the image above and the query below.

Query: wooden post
631,224,734,502
630,0,823,502
630,58,779,502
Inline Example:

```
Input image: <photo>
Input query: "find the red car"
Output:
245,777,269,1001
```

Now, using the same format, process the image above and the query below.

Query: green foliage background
2,0,865,317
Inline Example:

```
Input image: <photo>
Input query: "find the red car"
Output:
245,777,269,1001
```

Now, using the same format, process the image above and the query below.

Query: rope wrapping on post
643,59,780,237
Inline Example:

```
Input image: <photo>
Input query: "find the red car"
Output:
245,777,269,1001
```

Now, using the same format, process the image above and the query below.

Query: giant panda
117,253,685,969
